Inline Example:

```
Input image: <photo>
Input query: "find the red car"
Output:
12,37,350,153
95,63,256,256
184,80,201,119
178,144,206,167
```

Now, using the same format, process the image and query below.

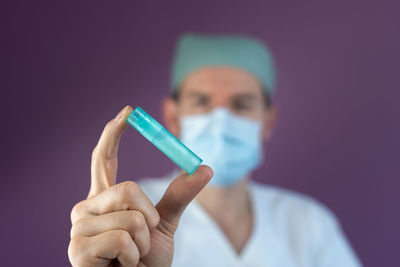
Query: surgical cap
171,33,276,95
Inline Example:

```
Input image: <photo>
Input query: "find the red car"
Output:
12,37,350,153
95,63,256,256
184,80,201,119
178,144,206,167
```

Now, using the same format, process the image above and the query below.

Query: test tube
126,106,202,175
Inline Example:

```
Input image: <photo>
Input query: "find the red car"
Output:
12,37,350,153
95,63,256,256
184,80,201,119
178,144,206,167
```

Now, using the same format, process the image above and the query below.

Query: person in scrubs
68,33,362,267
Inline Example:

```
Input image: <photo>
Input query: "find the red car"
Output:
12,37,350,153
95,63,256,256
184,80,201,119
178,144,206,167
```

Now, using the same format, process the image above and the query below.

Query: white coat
139,171,362,267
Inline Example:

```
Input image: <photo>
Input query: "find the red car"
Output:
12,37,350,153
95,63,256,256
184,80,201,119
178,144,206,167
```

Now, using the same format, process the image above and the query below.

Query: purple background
1,1,399,266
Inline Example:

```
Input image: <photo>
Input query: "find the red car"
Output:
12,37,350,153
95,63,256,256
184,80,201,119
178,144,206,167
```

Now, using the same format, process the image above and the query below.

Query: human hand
68,106,213,267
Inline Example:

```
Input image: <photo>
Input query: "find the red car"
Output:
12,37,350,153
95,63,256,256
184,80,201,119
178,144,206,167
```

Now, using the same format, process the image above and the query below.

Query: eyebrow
182,92,259,107
233,93,258,102
183,91,209,99
184,91,258,99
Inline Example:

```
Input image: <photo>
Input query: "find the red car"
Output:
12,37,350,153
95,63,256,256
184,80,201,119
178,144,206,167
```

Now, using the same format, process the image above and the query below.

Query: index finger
89,105,133,197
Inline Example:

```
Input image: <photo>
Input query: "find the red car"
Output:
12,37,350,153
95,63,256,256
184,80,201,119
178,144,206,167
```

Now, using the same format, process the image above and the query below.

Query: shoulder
250,181,340,239
251,182,361,265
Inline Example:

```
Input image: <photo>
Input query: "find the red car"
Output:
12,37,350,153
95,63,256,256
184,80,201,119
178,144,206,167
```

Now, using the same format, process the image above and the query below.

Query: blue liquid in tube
126,106,202,175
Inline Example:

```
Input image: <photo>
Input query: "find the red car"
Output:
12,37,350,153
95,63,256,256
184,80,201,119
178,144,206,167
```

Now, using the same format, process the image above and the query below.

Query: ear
262,105,277,141
162,97,180,137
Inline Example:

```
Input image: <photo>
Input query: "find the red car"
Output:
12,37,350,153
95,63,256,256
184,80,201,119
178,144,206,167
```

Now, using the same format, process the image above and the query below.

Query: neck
195,176,254,254
196,177,252,219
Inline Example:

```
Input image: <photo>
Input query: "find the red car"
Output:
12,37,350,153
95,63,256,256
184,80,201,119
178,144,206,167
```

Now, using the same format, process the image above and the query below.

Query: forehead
179,66,264,98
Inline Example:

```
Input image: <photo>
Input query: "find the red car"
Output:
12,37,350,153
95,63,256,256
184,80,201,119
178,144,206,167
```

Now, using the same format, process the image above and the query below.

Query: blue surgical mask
180,108,263,187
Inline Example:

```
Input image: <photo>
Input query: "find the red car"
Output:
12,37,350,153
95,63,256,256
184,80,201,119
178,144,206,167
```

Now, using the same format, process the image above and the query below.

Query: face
163,66,276,141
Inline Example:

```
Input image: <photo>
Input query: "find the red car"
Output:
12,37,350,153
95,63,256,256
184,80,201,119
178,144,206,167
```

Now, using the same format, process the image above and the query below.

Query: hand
68,105,213,267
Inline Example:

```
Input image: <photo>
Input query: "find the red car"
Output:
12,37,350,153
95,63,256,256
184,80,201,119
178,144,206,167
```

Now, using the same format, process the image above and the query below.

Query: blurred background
1,1,399,266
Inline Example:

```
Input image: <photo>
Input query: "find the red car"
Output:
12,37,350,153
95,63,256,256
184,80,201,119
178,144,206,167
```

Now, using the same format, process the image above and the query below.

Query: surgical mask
180,108,263,187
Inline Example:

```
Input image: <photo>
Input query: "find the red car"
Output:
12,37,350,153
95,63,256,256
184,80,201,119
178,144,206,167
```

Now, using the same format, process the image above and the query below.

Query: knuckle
122,180,139,195
120,181,139,199
129,211,146,231
70,218,85,238
125,211,151,257
91,146,98,159
91,144,106,162
68,237,86,266
138,228,151,257
116,230,132,250
70,201,85,224
117,181,139,210
70,225,76,239
149,211,160,228
104,121,114,133
114,230,139,265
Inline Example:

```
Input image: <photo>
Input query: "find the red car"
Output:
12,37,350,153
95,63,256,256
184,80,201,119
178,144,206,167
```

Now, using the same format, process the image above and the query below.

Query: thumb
155,165,213,237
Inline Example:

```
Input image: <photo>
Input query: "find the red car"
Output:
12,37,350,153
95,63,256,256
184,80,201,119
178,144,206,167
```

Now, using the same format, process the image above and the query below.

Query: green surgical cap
171,33,276,95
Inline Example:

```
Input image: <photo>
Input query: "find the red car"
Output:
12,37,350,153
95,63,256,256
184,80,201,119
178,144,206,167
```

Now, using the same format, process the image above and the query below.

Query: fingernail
115,106,130,121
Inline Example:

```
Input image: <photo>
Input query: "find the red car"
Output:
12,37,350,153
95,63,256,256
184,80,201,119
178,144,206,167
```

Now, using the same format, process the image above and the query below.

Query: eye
193,96,209,106
231,94,260,112
232,100,253,111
